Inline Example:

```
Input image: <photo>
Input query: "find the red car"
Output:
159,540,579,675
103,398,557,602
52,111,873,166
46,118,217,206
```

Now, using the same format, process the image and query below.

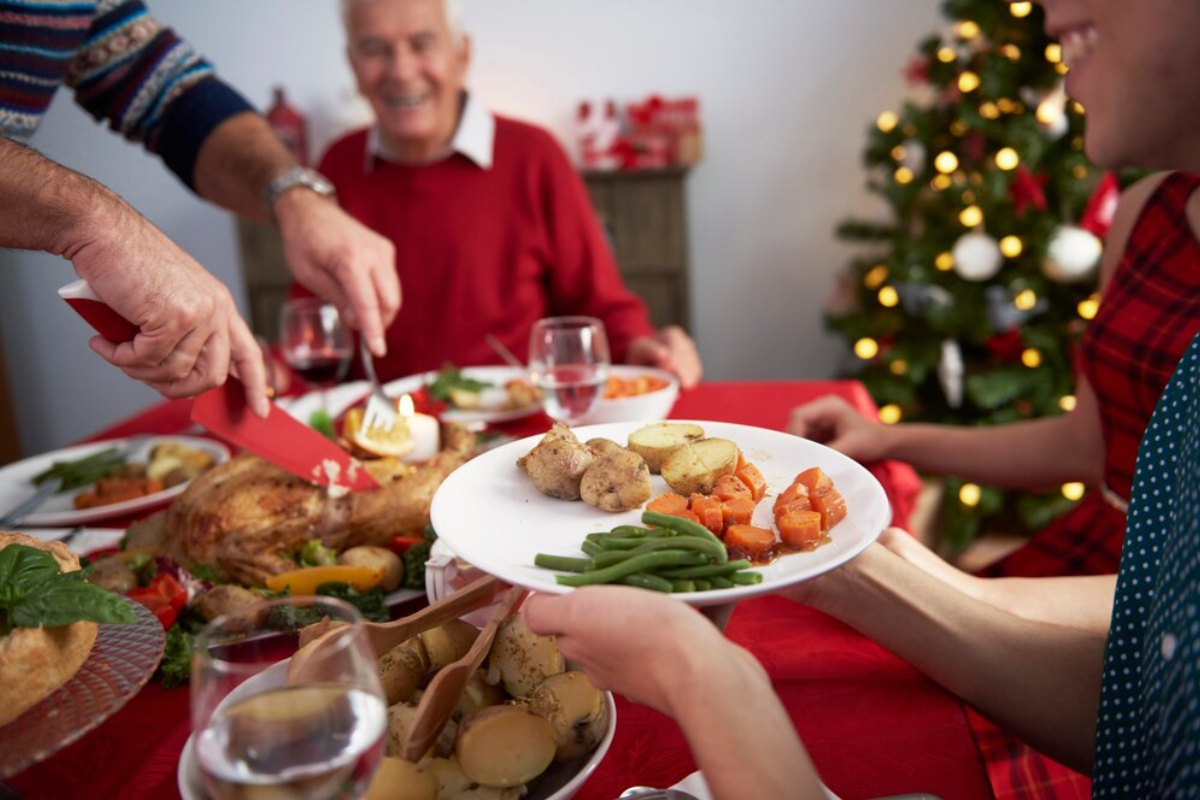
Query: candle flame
398,393,415,417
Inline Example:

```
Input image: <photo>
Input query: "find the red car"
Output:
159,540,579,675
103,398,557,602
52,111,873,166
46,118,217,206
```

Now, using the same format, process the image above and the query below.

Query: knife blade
58,280,378,492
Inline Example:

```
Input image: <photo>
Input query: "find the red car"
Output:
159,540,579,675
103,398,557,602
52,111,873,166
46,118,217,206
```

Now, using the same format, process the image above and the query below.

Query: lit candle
399,393,440,462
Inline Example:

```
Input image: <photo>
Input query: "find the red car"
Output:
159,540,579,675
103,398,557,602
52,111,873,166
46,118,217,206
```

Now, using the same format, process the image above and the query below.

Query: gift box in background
578,94,703,172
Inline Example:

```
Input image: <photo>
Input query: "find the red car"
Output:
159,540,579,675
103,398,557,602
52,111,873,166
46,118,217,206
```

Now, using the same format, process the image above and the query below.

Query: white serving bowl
580,364,679,424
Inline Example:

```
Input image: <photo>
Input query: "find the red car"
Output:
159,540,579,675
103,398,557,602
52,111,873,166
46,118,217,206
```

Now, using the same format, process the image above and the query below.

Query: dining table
5,378,995,800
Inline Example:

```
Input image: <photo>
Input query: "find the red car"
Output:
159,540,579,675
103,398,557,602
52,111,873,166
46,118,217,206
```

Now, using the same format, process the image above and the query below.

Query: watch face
266,168,335,216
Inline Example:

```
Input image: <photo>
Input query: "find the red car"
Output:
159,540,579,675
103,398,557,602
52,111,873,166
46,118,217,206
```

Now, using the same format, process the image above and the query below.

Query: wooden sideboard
236,168,693,342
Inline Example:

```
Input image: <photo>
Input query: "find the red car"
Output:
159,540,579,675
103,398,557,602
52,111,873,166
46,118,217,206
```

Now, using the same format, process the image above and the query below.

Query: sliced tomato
390,534,426,554
127,572,187,629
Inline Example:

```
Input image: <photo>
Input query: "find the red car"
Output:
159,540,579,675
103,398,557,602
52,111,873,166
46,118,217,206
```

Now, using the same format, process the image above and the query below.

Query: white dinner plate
430,420,892,607
280,365,541,427
0,437,230,527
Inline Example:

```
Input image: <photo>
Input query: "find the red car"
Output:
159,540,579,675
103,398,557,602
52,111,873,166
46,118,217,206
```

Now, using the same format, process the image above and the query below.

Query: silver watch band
265,166,336,220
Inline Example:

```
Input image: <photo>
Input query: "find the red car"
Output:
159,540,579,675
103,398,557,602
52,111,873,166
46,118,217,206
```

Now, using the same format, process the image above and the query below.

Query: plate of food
0,533,165,779
430,420,892,607
0,436,230,527
178,617,616,799
280,365,542,431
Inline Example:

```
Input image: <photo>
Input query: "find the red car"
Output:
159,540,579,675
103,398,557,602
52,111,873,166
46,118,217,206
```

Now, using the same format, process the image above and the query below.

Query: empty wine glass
279,298,352,413
527,316,611,425
191,596,386,800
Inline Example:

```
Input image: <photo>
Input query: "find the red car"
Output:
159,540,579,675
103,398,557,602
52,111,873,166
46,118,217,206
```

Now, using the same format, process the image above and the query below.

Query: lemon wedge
343,407,415,458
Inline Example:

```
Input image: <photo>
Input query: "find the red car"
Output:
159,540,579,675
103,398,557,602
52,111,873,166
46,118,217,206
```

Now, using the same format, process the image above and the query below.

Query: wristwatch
265,166,336,220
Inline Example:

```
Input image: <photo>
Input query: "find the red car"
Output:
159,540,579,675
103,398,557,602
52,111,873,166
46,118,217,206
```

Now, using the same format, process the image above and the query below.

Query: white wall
0,0,944,454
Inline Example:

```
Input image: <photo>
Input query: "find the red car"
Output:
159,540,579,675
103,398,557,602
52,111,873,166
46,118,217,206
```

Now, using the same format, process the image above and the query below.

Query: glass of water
527,316,611,425
191,597,386,800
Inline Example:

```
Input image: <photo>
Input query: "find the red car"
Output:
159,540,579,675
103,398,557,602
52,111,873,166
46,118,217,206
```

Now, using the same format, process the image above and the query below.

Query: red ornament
985,329,1025,362
903,56,930,85
1009,165,1049,215
1080,172,1120,239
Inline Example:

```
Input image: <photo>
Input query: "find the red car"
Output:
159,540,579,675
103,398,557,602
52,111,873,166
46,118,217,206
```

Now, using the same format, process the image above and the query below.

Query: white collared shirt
365,92,495,171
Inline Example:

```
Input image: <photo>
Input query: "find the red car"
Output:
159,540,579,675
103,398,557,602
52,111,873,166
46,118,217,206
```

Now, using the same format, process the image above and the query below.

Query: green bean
656,560,751,579
590,536,660,551
32,447,125,492
693,579,712,591
641,511,725,546
612,524,669,537
618,573,674,593
730,570,764,586
555,550,708,587
533,554,594,573
580,539,605,557
590,537,728,569
710,576,734,590
669,579,696,593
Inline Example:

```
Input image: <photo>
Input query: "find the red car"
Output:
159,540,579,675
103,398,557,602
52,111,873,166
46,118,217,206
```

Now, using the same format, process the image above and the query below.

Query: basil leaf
0,545,60,595
11,578,137,627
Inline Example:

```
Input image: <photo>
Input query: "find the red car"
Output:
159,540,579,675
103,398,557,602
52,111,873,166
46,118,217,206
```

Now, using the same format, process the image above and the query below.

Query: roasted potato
579,449,652,512
364,756,438,800
661,437,740,496
196,584,264,622
525,671,610,761
453,670,507,722
379,637,430,705
626,422,705,473
585,437,624,457
386,701,458,760
339,546,404,592
419,620,480,673
487,615,565,698
516,423,594,500
455,705,556,788
85,557,137,594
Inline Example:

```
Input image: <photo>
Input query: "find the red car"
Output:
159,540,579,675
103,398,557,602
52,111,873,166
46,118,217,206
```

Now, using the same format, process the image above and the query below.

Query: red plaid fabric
984,171,1200,578
970,172,1200,798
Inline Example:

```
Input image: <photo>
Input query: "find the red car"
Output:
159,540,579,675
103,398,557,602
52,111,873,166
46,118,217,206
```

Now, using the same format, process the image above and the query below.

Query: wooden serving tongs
287,574,509,685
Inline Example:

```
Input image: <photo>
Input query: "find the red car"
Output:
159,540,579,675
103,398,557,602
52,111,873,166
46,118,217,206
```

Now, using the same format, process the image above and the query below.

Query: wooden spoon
288,574,501,684
401,585,526,762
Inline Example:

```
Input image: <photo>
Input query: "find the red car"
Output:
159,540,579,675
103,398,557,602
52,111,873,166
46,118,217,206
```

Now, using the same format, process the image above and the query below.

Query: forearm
882,412,1103,486
803,545,1106,773
191,111,296,223
0,138,124,261
668,646,826,799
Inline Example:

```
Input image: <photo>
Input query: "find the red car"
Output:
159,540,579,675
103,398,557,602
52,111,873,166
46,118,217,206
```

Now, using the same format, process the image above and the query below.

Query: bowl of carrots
583,365,679,424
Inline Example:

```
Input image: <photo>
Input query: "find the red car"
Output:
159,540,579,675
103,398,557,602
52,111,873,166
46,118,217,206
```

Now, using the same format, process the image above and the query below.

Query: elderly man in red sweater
310,0,703,387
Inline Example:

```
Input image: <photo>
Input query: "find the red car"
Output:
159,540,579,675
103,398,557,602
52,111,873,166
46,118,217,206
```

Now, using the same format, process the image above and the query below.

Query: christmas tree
829,0,1122,549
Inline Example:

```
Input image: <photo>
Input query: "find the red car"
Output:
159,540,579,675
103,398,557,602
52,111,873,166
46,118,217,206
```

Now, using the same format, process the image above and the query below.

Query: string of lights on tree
826,0,1128,548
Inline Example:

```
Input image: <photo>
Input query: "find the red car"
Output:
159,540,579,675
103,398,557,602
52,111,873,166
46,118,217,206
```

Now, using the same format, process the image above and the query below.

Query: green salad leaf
427,363,491,402
159,625,194,689
402,526,438,590
0,545,137,634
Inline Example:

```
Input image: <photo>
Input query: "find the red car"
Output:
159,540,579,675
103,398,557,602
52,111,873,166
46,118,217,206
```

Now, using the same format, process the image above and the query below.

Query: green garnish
31,447,126,492
299,540,338,568
427,363,491,403
0,544,136,634
309,409,335,439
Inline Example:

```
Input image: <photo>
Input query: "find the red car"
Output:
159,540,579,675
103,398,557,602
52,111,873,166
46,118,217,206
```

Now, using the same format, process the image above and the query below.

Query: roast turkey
147,427,475,586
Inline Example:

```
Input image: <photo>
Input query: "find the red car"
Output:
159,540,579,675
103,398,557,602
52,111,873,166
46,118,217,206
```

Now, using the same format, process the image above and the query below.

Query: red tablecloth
9,380,993,800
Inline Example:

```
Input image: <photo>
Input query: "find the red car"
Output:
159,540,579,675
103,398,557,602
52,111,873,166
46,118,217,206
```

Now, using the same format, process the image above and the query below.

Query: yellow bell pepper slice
264,564,385,595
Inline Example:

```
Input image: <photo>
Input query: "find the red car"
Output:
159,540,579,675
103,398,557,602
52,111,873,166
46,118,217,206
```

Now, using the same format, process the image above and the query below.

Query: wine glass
527,316,611,425
279,298,352,413
191,596,386,800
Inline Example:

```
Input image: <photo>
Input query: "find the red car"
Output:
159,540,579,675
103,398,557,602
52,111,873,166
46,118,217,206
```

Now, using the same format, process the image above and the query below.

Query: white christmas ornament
901,139,927,173
1042,224,1102,283
952,231,1003,281
938,339,965,409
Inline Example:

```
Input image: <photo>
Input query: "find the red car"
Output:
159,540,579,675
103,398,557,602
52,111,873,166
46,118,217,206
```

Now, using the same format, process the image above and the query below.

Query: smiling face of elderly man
343,0,471,163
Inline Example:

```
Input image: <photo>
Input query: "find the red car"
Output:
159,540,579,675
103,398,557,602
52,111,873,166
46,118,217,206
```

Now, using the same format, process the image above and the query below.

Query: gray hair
341,0,465,44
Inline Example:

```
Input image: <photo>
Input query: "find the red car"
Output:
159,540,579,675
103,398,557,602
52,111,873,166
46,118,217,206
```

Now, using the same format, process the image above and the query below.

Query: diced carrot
647,492,689,515
777,510,823,547
794,467,833,496
735,463,768,502
721,496,757,527
772,483,811,514
713,474,752,502
689,494,725,537
735,450,747,471
811,489,848,531
672,509,701,525
724,524,776,558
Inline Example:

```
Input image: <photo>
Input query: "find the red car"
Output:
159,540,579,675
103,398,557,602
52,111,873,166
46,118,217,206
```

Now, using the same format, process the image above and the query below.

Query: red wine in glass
291,350,352,386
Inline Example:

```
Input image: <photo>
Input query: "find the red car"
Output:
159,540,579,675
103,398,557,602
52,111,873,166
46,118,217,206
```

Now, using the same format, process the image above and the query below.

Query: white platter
0,437,230,527
430,420,892,607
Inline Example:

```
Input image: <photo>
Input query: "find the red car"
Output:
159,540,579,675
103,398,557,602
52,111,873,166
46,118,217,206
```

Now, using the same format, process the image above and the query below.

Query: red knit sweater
310,116,655,381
